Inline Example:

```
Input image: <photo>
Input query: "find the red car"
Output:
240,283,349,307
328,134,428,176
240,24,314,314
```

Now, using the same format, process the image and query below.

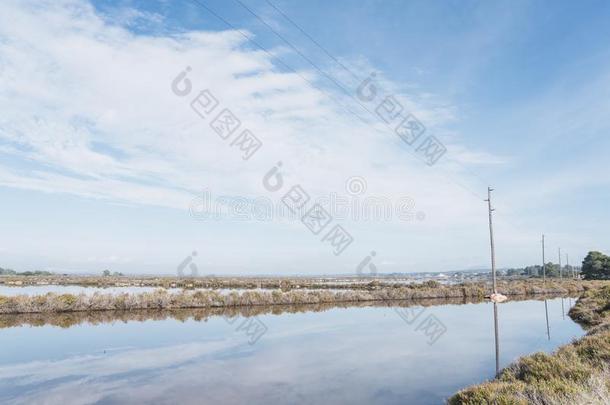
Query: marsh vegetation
0,278,601,314
449,284,610,404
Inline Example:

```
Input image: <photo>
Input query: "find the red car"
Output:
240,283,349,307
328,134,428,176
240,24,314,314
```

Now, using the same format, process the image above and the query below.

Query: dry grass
568,284,610,326
0,288,457,314
0,279,602,314
448,284,610,405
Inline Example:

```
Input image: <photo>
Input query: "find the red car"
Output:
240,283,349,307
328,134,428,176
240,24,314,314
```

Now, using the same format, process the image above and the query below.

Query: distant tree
581,251,610,280
0,268,50,276
112,271,124,277
26,270,52,276
524,265,542,277
422,280,441,288
102,270,111,277
545,262,560,278
506,268,524,277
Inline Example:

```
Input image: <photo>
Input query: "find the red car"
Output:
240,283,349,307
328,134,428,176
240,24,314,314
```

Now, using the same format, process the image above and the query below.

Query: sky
0,0,609,275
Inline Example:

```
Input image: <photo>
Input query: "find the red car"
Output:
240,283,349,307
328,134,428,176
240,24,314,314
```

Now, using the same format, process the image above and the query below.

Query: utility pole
541,234,546,283
567,253,572,279
558,247,562,279
486,187,497,294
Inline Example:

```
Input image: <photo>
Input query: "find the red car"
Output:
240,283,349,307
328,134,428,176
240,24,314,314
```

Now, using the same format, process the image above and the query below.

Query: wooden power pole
558,247,562,279
486,187,497,294
541,234,546,283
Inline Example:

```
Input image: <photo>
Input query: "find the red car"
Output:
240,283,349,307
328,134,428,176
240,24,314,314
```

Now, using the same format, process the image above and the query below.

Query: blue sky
0,0,609,275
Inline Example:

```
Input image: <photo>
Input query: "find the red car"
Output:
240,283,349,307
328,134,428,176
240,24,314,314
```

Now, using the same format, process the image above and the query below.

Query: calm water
0,297,582,404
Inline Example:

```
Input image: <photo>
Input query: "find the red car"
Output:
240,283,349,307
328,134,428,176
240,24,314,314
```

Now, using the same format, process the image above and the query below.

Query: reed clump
448,284,610,405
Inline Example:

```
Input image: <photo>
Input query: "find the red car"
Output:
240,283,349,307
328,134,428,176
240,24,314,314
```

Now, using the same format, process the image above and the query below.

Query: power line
264,0,359,80
235,0,357,99
185,1,581,270
261,0,497,194
558,247,562,279
186,0,370,127
185,0,487,202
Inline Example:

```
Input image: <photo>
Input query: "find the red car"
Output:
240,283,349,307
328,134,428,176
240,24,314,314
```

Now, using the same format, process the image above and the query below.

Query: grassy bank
0,280,599,314
448,284,610,405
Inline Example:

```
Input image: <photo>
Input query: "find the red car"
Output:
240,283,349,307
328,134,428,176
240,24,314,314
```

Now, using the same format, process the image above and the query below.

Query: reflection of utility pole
544,299,550,340
558,247,562,279
493,302,500,377
541,235,546,283
486,187,497,294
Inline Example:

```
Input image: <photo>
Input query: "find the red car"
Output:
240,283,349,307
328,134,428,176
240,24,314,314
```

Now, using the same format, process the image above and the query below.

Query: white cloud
0,0,519,272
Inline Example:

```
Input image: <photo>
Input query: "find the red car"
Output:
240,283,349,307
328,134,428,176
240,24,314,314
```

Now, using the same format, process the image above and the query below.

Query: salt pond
0,297,582,404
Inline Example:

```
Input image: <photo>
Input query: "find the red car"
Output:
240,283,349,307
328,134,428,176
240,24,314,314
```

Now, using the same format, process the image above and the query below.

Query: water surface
0,285,169,296
0,297,582,404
